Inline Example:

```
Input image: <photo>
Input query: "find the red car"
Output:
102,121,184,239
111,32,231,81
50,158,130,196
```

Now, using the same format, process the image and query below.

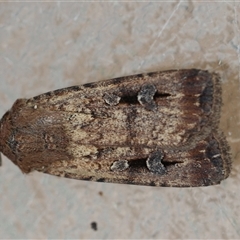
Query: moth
0,69,231,187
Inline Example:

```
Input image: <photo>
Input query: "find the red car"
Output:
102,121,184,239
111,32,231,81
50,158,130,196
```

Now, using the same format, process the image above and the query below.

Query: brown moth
0,69,231,187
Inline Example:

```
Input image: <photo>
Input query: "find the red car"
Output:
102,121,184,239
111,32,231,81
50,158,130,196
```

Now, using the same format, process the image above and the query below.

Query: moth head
0,99,33,172
0,109,17,166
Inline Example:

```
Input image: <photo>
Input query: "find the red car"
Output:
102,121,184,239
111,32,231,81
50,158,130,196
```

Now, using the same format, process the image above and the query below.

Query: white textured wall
0,2,240,239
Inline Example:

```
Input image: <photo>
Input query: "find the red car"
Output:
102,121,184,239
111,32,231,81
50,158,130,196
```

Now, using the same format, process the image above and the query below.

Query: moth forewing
0,69,231,187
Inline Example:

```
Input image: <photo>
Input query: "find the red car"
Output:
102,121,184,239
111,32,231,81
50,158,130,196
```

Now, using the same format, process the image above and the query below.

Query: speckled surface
0,2,240,239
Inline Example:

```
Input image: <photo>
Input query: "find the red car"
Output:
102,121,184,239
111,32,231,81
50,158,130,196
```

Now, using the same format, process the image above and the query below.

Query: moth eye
110,160,129,172
103,93,121,106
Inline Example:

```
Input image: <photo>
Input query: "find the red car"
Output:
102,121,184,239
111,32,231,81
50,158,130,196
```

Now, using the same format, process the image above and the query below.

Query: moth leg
146,150,166,174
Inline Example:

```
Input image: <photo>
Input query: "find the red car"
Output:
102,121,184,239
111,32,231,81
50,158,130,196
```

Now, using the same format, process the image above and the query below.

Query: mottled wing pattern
0,69,231,187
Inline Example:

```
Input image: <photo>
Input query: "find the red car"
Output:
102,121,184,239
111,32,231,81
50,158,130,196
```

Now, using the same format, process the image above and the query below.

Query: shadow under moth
0,69,231,187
